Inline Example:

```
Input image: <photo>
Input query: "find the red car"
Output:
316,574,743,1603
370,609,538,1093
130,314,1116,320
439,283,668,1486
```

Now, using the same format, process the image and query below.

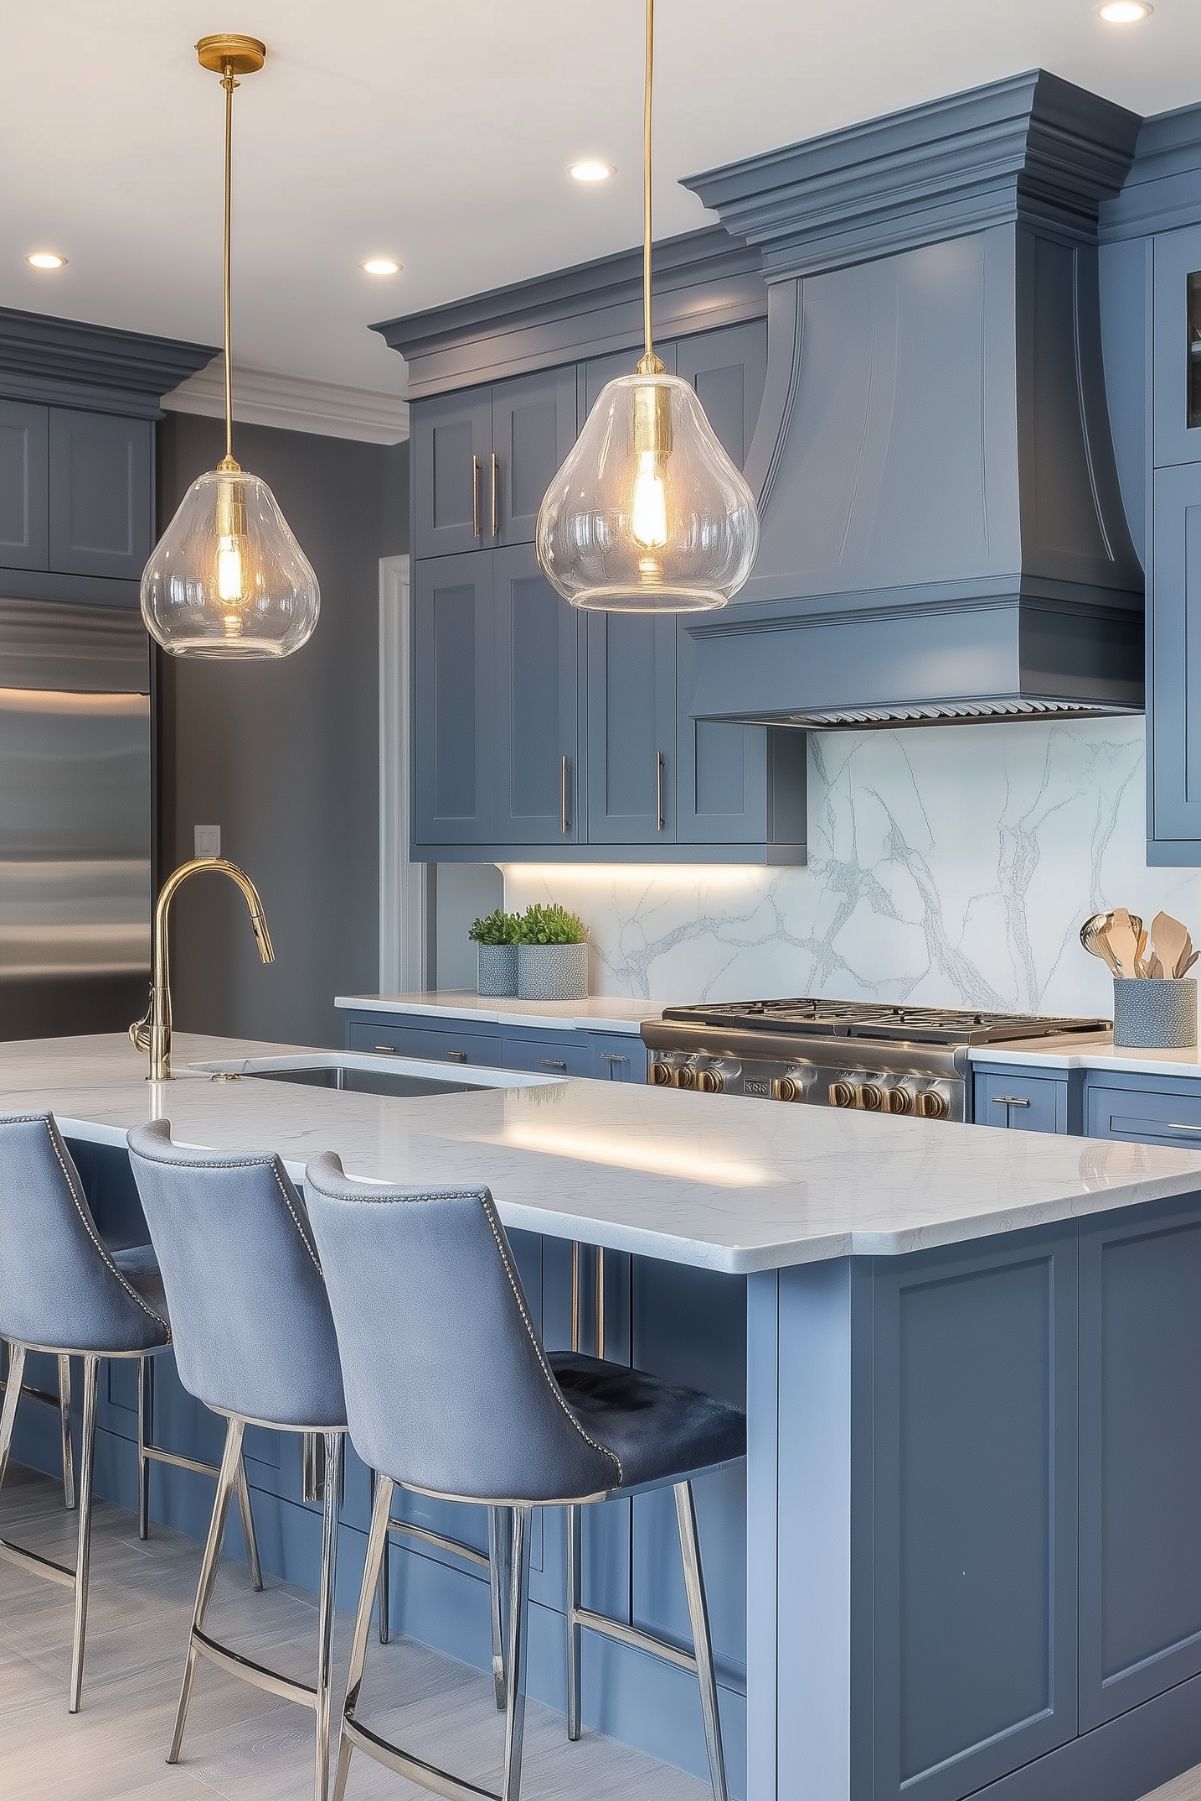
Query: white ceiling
5,0,1201,394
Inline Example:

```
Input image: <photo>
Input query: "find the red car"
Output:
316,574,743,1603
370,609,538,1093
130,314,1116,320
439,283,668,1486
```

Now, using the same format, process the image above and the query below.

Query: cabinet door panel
0,399,49,570
1079,1201,1201,1728
1153,225,1201,469
1151,462,1201,845
412,392,492,558
675,320,767,471
586,613,675,843
872,1230,1079,1801
493,545,581,843
412,556,495,844
973,1071,1067,1134
48,410,152,580
587,1033,648,1083
492,369,577,546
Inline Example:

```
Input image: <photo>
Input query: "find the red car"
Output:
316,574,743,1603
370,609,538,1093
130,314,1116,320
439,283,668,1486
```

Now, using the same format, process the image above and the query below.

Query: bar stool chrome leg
68,1356,99,1715
0,1343,25,1492
489,1505,512,1711
565,1503,582,1740
58,1355,76,1511
501,1506,532,1801
170,1415,243,1763
334,1473,391,1801
675,1481,728,1801
137,1355,152,1540
314,1431,343,1801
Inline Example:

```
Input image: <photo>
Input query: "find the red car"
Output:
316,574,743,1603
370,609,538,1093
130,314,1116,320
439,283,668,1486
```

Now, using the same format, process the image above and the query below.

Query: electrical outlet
194,824,221,859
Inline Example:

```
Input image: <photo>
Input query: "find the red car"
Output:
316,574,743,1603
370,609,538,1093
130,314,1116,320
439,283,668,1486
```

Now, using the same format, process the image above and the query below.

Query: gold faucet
129,857,275,1081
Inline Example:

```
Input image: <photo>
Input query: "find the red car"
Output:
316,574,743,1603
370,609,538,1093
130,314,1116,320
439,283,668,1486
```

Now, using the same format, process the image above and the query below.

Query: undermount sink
186,1051,558,1099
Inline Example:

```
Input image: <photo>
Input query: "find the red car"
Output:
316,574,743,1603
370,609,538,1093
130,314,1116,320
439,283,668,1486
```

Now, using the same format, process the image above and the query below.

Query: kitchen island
7,1031,1201,1801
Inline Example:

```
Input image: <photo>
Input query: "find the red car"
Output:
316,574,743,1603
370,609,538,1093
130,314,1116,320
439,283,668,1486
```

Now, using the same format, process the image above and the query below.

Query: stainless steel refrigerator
0,597,150,1039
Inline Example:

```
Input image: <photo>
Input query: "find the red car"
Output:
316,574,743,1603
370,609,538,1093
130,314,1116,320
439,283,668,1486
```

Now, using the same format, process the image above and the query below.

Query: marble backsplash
501,717,1201,1018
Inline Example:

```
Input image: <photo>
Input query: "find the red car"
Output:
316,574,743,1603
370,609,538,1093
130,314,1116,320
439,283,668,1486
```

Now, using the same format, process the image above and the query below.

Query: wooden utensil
1144,952,1165,978
1150,911,1190,982
1175,932,1197,979
1106,908,1143,979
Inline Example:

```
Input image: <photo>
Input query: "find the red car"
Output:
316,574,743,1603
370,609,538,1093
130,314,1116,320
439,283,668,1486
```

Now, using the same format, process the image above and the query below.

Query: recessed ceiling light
362,257,401,277
1097,1,1152,21
569,160,615,184
26,251,67,270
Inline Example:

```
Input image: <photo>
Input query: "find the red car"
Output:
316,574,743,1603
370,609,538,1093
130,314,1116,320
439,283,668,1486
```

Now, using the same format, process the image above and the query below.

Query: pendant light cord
637,0,664,375
220,63,238,470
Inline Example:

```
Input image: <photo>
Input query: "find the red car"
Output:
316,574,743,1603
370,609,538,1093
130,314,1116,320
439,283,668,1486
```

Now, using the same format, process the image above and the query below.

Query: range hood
679,72,1145,729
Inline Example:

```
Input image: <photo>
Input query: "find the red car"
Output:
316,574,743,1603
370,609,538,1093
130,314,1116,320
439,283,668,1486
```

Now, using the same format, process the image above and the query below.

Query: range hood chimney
679,72,1144,728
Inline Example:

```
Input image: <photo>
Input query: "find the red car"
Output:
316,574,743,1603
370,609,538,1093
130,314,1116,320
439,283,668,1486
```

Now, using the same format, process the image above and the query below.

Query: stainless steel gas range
640,999,1109,1123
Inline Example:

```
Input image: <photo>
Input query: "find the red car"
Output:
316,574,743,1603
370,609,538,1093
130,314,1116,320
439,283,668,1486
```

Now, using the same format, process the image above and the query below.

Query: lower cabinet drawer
587,1033,649,1083
1086,1083,1201,1146
974,1072,1066,1133
346,1020,503,1067
500,1033,592,1077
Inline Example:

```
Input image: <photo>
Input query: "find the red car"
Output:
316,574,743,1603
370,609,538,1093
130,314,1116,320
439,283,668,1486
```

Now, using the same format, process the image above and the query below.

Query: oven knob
858,1083,884,1111
886,1087,915,1115
829,1080,857,1108
695,1068,725,1094
652,1061,674,1086
673,1063,698,1090
771,1075,802,1103
917,1089,949,1120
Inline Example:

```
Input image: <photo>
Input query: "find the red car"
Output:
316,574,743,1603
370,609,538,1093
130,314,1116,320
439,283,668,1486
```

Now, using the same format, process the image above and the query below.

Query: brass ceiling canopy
194,34,266,76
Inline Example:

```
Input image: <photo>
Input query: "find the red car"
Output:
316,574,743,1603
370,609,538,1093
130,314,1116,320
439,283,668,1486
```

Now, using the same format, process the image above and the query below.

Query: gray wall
157,414,408,1047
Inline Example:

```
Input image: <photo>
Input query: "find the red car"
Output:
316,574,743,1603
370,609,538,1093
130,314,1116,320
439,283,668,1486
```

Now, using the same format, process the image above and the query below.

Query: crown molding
688,70,1140,279
163,361,409,444
0,307,216,418
1099,100,1201,242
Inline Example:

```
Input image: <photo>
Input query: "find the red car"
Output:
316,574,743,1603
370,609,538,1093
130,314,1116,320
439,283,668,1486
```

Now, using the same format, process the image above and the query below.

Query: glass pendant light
536,0,759,613
141,36,319,658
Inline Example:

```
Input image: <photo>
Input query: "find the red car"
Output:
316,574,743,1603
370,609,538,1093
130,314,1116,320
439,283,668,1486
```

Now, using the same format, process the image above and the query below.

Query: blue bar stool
304,1154,746,1801
127,1118,350,1801
0,1110,260,1712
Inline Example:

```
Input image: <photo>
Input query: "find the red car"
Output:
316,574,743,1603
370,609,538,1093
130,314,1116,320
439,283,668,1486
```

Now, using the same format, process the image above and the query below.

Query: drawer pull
560,754,571,836
1167,1121,1201,1134
372,1044,398,1055
655,749,666,833
490,452,499,538
445,1051,468,1064
539,1057,568,1070
991,1095,1031,1107
599,1052,629,1064
471,454,481,539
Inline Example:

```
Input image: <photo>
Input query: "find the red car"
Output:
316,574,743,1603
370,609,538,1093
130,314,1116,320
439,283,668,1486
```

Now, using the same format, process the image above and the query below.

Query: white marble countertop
334,992,662,1035
7,1032,1201,1276
969,1033,1201,1078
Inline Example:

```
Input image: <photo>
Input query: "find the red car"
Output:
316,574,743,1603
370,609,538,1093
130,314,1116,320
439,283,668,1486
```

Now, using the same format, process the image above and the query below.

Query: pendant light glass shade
141,34,319,659
537,371,759,612
141,466,320,657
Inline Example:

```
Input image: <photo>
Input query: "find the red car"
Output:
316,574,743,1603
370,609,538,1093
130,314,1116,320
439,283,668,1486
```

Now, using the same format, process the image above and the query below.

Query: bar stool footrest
193,1627,318,1710
343,1713,502,1801
0,1534,76,1588
572,1603,699,1674
386,1516,490,1572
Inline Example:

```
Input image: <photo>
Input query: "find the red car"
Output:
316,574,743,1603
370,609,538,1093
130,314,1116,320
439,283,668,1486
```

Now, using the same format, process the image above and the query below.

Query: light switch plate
194,824,221,858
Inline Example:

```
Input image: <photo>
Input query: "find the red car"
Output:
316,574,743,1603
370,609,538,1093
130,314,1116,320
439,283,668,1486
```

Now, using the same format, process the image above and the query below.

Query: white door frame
378,555,432,991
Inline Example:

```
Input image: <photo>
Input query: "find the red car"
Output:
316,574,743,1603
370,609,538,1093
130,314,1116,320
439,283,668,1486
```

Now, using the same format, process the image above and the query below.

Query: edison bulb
217,539,246,605
631,452,669,549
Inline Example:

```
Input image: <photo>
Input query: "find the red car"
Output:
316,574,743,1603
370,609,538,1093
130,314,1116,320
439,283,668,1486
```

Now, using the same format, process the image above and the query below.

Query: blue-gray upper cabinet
490,368,578,546
1153,225,1201,469
0,400,49,570
47,409,153,581
412,389,492,558
413,553,496,843
675,320,767,470
586,613,676,843
675,624,806,849
412,370,577,558
1149,461,1201,853
493,544,582,844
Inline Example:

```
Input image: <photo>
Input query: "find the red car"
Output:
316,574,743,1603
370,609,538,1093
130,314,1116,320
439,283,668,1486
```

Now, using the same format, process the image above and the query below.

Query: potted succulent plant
468,909,521,997
516,903,589,1001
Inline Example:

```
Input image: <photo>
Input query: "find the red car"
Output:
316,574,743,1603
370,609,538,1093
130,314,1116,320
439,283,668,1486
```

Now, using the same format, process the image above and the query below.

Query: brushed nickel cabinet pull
655,749,666,833
1167,1121,1201,1133
471,454,481,538
372,1044,398,1055
560,754,571,835
490,452,499,537
539,1057,568,1070
446,1050,468,1063
599,1052,629,1063
991,1095,1031,1107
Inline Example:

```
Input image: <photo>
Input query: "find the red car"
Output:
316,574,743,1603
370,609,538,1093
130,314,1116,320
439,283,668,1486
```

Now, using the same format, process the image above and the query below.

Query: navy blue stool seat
0,1111,261,1714
304,1154,745,1801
